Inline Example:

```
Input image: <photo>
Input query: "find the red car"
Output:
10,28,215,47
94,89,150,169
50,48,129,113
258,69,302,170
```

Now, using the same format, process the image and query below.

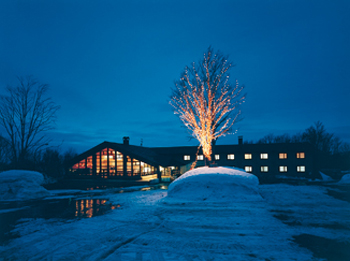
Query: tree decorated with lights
170,47,245,163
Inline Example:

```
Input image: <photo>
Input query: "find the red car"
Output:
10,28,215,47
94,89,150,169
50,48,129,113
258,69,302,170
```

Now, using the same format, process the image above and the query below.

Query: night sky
0,0,349,153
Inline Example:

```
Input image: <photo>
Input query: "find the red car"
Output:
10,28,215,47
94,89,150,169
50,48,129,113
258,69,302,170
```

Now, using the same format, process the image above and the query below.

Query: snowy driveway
0,184,349,260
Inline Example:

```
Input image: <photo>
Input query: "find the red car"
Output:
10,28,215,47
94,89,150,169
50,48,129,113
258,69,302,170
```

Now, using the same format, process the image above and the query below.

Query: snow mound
320,172,333,181
338,174,350,184
0,170,51,201
167,166,261,202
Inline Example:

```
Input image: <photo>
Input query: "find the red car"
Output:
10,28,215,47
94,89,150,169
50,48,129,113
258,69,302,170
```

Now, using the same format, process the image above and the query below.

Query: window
245,153,252,159
101,148,108,172
296,152,305,159
279,153,287,159
279,166,288,172
260,153,268,159
133,160,141,174
116,151,123,174
78,159,86,169
126,156,132,174
261,166,269,172
184,155,190,161
96,152,101,174
215,154,220,160
297,166,306,172
245,166,252,172
87,156,92,168
116,151,123,160
197,155,204,160
227,154,235,160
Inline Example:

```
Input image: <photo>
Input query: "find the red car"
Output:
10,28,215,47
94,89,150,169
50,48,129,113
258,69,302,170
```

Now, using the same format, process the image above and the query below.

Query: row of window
184,152,305,161
244,165,306,173
71,148,156,176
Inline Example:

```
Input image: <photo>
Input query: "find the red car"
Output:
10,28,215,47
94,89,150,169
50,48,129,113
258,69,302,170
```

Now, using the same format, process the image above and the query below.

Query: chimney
123,136,130,145
238,136,243,145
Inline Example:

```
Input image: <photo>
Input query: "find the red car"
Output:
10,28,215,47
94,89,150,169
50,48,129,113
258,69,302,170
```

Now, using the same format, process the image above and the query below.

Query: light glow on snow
167,166,261,202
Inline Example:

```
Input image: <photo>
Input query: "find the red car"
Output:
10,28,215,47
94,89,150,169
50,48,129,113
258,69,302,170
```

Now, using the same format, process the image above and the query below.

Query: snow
320,172,333,181
167,166,261,202
0,170,349,260
338,174,350,184
0,170,51,201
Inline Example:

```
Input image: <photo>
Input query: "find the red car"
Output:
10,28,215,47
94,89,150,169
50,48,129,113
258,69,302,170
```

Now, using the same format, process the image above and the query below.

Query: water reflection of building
75,199,108,218
68,136,318,182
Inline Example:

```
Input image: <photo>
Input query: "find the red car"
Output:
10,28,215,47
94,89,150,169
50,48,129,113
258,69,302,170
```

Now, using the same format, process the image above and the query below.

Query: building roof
70,140,315,168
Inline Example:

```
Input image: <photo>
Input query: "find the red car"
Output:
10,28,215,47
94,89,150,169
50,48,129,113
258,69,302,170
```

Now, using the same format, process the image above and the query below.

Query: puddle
44,180,169,191
0,198,119,245
327,187,350,203
0,183,168,245
74,199,120,218
293,234,350,261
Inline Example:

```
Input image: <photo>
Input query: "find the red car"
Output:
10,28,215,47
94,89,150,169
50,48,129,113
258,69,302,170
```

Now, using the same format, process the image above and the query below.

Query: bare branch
0,76,60,166
170,47,245,162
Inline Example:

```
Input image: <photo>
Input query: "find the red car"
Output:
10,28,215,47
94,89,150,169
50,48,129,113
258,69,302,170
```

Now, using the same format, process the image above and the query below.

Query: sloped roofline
69,141,316,168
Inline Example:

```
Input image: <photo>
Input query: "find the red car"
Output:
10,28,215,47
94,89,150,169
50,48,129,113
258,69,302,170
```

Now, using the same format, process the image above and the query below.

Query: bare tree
0,76,60,167
302,121,334,155
170,47,245,162
0,134,10,167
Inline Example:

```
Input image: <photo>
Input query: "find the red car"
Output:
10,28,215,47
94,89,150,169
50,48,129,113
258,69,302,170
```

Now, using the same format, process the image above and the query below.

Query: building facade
68,137,318,182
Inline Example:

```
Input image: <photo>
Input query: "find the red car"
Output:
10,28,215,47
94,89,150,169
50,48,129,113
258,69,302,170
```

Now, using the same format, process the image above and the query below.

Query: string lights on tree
170,47,245,163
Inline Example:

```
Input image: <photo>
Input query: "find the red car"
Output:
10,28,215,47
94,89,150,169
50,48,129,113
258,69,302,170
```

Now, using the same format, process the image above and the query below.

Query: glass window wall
70,148,157,178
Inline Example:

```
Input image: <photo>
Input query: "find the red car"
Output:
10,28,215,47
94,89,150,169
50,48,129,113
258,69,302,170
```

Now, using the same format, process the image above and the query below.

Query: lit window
215,154,220,160
197,155,204,160
227,154,235,160
116,152,123,160
260,153,268,159
184,155,190,161
261,166,268,172
245,153,252,159
279,166,288,172
296,152,305,159
297,166,306,172
245,166,252,172
279,153,287,159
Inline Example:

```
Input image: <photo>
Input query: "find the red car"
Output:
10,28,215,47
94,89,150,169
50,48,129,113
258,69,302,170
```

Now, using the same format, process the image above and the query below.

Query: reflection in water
74,199,120,218
86,186,108,190
1,183,168,245
0,198,119,245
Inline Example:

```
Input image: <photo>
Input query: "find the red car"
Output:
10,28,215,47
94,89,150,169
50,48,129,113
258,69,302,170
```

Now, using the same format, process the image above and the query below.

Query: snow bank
320,172,333,181
167,166,261,202
338,174,350,184
0,170,51,201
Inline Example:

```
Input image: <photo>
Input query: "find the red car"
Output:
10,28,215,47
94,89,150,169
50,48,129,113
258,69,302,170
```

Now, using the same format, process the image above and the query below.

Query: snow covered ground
167,167,261,202
0,170,51,201
339,174,350,184
0,169,349,260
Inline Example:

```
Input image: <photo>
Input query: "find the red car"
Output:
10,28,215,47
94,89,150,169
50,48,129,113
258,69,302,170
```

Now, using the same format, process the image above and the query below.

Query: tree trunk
209,139,217,166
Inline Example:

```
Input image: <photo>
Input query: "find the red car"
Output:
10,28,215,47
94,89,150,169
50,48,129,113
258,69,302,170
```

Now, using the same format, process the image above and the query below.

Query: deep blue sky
0,0,349,153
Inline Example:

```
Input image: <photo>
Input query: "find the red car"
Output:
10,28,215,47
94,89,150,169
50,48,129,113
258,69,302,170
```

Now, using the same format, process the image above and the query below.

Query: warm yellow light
170,48,245,163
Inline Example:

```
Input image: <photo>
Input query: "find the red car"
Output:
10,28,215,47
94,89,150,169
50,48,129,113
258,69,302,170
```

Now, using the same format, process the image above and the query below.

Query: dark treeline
244,121,350,171
0,143,77,180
